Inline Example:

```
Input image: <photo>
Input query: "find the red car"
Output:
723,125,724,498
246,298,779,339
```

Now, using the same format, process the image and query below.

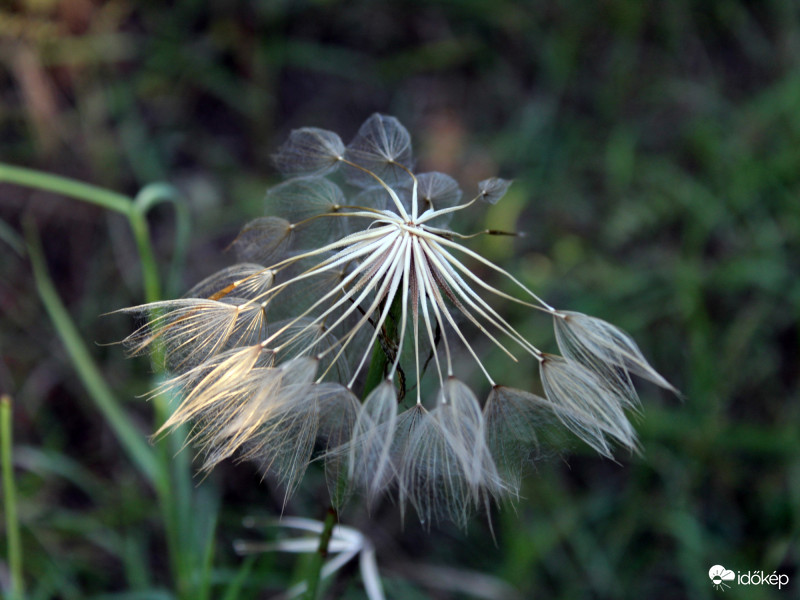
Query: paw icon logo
709,565,735,591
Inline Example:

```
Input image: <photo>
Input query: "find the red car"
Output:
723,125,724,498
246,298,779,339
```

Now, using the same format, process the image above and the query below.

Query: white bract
123,114,675,527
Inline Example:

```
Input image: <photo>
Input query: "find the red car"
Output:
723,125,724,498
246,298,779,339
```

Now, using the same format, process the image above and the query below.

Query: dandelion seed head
122,114,675,527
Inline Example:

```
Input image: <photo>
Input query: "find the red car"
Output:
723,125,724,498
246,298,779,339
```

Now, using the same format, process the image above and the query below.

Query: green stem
0,162,161,302
362,294,403,399
25,222,161,485
0,163,192,304
8,164,202,599
128,209,162,303
134,183,192,299
25,221,182,591
303,297,403,600
0,162,131,214
1,395,24,600
26,217,190,597
304,507,338,600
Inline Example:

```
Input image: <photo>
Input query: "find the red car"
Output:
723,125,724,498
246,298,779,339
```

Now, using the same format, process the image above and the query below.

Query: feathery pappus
122,114,675,527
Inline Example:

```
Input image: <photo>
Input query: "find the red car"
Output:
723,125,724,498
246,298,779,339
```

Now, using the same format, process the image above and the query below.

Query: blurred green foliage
1,0,798,598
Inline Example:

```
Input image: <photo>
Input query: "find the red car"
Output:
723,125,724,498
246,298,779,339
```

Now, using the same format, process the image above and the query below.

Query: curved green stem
6,164,207,600
0,162,131,214
134,183,192,299
25,223,161,485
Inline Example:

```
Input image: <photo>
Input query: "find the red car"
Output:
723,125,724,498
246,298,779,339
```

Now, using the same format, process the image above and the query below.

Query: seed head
122,114,675,525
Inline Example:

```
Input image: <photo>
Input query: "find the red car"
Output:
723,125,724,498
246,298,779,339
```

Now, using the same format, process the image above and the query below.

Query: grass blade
24,222,160,486
2,395,25,600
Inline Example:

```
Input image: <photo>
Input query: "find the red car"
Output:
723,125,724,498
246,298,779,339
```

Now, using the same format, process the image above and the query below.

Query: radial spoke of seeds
410,236,448,387
426,242,544,358
291,239,403,377
245,226,397,311
344,235,411,388
261,230,401,350
424,238,539,312
289,209,386,230
410,172,419,221
420,223,519,241
385,158,422,220
416,192,483,225
412,236,458,380
312,232,408,384
408,258,423,404
421,240,519,362
388,233,413,379
417,241,496,386
422,232,555,312
338,158,411,222
257,224,394,286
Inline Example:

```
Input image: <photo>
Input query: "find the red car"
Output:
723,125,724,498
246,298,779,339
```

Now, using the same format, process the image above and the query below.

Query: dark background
1,1,798,598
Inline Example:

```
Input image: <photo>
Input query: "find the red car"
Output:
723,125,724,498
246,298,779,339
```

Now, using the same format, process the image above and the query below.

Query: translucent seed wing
400,409,472,528
121,299,264,372
484,386,539,494
436,379,504,496
344,114,414,188
185,263,274,301
266,177,352,245
416,172,462,223
229,216,292,265
484,386,570,494
273,127,344,177
477,177,512,204
314,384,360,508
554,314,640,411
346,380,398,502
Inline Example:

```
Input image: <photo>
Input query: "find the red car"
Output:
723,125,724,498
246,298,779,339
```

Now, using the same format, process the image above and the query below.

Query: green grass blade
220,556,258,600
0,162,132,214
0,217,26,257
24,222,161,486
133,183,192,299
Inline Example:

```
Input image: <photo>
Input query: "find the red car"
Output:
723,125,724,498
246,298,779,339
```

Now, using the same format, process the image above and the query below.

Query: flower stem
304,507,338,600
1,395,25,600
362,294,403,397
303,296,402,599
